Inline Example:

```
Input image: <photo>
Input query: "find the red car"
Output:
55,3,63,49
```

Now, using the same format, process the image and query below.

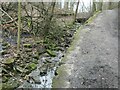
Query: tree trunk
99,0,103,11
96,0,103,11
17,0,21,53
44,2,56,38
49,2,56,21
64,2,69,10
73,0,79,23
92,0,97,14
109,1,112,9
70,2,74,12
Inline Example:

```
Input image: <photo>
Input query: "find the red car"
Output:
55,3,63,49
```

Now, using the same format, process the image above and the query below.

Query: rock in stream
18,51,64,88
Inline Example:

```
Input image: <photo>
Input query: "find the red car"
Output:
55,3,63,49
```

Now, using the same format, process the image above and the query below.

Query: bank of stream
1,23,81,89
18,23,81,89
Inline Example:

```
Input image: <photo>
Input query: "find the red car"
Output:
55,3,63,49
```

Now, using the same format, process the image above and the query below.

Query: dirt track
53,9,118,88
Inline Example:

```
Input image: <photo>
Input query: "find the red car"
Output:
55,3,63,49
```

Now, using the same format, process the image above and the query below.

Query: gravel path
53,9,118,88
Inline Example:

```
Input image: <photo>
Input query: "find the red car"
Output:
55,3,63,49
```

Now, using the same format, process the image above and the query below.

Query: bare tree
108,0,112,9
43,1,56,38
92,0,97,13
73,0,80,23
64,2,69,10
70,1,75,12
99,0,103,11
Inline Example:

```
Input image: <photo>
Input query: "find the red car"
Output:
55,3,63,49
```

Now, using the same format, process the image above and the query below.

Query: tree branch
0,8,18,25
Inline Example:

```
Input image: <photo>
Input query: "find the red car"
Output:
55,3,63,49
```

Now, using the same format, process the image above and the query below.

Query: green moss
63,11,101,55
3,58,15,64
32,54,39,60
2,76,8,83
36,40,43,44
52,65,69,88
2,80,19,90
0,38,2,43
1,50,7,55
23,44,32,48
85,11,101,25
46,49,56,57
26,63,37,71
16,66,28,73
25,48,32,52
2,42,8,46
0,83,2,90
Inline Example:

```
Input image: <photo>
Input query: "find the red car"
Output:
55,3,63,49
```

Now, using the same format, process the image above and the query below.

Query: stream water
1,35,64,88
19,51,64,89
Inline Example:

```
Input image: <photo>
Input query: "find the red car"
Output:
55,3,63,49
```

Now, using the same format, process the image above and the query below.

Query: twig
2,18,18,25
0,8,18,25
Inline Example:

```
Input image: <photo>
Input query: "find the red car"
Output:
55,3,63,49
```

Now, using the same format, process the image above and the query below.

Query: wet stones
27,63,37,70
37,46,46,55
2,58,15,65
2,42,9,46
46,49,56,57
29,76,41,84
39,65,48,76
32,54,39,60
23,44,32,48
25,48,32,52
2,43,10,50
56,47,64,51
2,79,19,90
16,66,28,73
1,50,8,55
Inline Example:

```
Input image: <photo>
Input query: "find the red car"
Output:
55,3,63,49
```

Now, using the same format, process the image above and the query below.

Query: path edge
52,11,101,88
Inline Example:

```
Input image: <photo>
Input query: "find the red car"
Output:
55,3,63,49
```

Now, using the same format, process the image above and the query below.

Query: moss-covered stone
52,64,69,88
16,66,28,73
32,59,38,64
85,11,101,24
27,63,37,70
2,76,8,83
55,47,64,51
0,38,3,43
2,42,8,46
32,54,39,60
2,43,10,50
25,48,32,52
1,50,7,55
36,40,43,44
3,58,15,64
2,47,8,50
0,83,2,90
46,49,56,57
2,80,19,90
23,44,32,48
38,47,46,55
2,83,13,90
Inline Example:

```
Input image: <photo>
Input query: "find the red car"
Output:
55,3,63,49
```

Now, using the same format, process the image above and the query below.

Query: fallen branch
2,18,18,25
0,8,18,25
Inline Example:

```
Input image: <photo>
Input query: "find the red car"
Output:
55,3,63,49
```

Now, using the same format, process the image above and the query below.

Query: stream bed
1,23,81,89
18,51,64,88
